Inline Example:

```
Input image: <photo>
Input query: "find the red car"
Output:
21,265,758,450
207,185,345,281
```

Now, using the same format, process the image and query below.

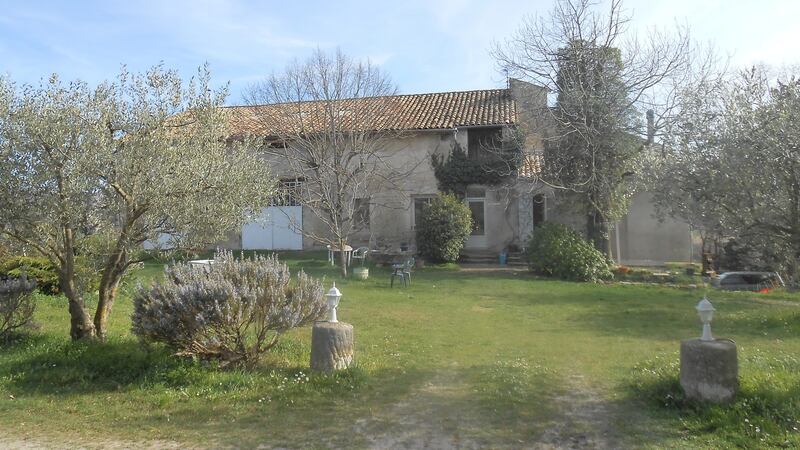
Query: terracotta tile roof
518,152,544,178
224,88,517,136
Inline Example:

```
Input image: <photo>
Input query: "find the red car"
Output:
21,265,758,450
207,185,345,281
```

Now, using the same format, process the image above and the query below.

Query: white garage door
242,206,303,250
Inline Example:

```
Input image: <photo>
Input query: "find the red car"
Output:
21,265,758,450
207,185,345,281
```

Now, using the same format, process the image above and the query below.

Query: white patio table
327,244,353,266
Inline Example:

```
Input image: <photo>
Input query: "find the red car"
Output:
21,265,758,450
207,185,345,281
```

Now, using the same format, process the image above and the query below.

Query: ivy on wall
431,141,522,197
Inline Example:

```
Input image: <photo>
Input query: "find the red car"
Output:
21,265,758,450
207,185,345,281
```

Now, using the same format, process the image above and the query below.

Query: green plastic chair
390,257,415,287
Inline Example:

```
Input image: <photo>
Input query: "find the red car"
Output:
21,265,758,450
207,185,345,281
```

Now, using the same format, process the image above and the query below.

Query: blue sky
1,0,798,104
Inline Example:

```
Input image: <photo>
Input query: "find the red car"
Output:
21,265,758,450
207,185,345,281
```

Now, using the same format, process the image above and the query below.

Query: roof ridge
223,87,510,109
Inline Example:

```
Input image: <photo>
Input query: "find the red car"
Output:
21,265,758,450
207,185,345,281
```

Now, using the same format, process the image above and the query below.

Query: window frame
269,178,304,207
411,195,436,231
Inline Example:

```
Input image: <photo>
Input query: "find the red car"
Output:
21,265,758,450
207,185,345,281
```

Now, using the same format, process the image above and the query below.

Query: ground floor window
412,195,435,230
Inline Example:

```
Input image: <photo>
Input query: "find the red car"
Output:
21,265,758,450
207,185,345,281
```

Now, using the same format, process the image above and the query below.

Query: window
468,199,485,236
413,196,435,230
467,127,503,160
354,198,370,230
270,178,303,206
532,194,546,228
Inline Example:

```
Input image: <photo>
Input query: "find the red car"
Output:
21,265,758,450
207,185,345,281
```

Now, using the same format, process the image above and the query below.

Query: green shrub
0,275,37,339
0,247,105,295
132,250,327,368
416,193,473,263
0,256,59,295
525,222,612,282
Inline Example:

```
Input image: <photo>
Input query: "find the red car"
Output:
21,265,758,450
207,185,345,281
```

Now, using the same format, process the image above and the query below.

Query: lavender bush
0,275,37,339
132,251,326,367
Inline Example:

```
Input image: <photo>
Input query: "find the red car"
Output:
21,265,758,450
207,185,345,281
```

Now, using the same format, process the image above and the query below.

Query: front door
465,197,487,249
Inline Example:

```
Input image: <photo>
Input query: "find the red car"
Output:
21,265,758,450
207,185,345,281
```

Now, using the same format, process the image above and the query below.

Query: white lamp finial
696,296,716,341
326,282,342,323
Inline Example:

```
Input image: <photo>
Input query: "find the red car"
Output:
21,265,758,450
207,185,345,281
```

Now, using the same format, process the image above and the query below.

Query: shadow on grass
160,360,565,449
2,338,189,393
2,335,344,395
0,330,49,350
2,335,568,448
620,351,800,448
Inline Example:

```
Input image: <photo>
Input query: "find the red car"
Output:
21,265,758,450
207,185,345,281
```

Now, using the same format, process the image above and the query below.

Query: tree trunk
60,222,95,340
94,271,123,341
586,210,610,257
60,268,95,340
94,246,127,341
790,238,800,283
338,238,348,278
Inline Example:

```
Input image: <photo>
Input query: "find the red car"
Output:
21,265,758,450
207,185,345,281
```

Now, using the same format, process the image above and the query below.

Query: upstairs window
270,178,303,206
467,127,503,160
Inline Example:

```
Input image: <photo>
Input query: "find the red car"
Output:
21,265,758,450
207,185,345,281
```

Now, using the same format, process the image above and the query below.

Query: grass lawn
2,251,800,448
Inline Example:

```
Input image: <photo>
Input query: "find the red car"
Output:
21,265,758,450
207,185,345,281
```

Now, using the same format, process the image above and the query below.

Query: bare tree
493,0,702,254
0,66,274,340
243,49,419,276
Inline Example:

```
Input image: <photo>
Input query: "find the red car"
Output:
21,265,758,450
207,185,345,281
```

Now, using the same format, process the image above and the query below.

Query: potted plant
352,265,368,279
352,255,369,280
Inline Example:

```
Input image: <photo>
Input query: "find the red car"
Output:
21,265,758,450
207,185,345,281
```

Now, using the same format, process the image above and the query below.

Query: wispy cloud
105,0,326,63
1,0,798,103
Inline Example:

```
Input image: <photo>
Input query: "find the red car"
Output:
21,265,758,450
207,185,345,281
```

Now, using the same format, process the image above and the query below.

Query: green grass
1,251,800,448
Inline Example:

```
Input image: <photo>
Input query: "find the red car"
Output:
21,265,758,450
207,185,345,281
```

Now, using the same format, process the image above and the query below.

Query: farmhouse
224,79,696,265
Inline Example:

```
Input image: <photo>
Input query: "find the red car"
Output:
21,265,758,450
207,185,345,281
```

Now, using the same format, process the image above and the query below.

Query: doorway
465,187,487,249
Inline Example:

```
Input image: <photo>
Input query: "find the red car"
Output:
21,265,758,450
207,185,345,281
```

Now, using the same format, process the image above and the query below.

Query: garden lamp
326,282,342,323
696,296,716,341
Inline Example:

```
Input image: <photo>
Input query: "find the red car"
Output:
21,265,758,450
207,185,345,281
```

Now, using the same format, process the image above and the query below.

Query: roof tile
225,88,517,135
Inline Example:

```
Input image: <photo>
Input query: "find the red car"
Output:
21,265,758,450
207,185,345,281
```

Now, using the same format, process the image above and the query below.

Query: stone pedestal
310,322,354,373
680,338,738,403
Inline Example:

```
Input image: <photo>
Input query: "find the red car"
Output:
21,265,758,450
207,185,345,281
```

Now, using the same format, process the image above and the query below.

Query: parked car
712,271,785,292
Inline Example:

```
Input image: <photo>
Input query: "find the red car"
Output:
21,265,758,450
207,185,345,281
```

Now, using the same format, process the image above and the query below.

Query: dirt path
352,369,619,450
0,436,187,450
1,372,619,449
352,368,484,449
533,374,619,449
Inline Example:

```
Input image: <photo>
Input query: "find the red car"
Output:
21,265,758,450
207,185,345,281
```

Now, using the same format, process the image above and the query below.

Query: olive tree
0,66,275,340
656,66,800,280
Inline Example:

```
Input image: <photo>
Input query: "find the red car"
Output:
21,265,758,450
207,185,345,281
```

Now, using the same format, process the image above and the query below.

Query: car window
720,275,744,285
741,274,766,284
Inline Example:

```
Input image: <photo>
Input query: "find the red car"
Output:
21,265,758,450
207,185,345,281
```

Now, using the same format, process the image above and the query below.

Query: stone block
680,338,738,403
310,322,354,373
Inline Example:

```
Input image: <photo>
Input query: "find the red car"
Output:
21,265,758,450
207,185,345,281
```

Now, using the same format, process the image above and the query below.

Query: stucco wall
220,127,697,264
610,192,700,265
264,131,454,251
243,128,524,254
520,189,698,264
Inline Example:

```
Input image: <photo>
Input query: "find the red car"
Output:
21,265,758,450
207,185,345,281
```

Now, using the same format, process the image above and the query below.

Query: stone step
459,251,527,267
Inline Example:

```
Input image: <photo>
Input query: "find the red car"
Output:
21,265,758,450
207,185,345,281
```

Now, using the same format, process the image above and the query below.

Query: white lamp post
326,282,342,323
696,296,716,341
